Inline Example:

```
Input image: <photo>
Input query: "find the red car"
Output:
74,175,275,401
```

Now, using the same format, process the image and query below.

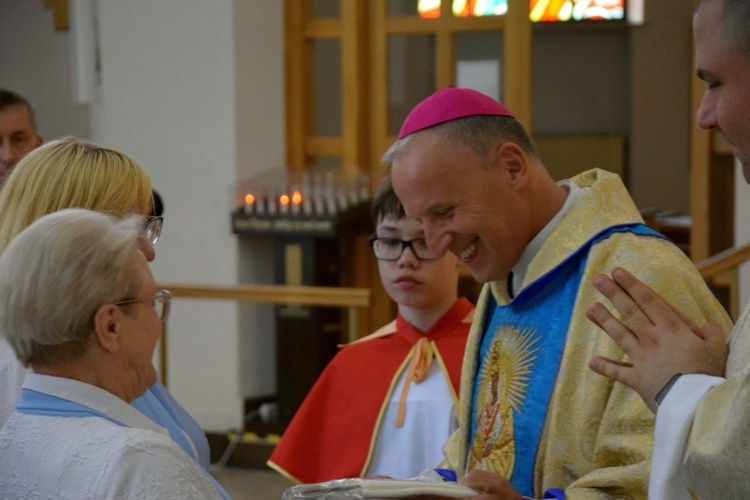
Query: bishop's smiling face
391,130,533,284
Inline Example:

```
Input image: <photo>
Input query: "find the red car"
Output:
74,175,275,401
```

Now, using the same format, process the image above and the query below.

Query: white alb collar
511,180,587,294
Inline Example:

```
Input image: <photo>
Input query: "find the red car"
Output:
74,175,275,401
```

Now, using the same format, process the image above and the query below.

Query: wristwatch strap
655,373,683,409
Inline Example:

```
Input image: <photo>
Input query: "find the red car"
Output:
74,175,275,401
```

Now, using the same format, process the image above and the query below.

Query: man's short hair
697,0,750,58
371,173,406,224
381,114,540,171
0,88,36,129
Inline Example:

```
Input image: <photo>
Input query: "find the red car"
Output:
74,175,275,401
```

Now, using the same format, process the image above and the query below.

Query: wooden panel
708,153,735,256
436,31,455,89
384,15,504,34
713,131,733,155
368,0,391,172
340,0,369,175
304,18,341,38
284,0,312,171
534,134,626,181
306,136,342,156
504,0,532,128
690,89,712,261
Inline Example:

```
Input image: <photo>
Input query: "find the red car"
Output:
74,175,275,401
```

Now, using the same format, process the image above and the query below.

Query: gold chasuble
684,300,750,497
442,169,733,499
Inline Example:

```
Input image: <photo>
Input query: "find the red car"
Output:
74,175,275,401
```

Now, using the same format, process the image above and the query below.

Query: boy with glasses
268,175,474,484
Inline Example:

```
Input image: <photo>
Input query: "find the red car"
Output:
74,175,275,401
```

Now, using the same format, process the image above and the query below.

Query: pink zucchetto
397,87,516,139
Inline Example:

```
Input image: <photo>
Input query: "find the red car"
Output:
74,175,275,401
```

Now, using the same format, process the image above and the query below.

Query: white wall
0,0,90,140
0,0,284,432
93,0,284,431
94,0,241,432
233,1,283,400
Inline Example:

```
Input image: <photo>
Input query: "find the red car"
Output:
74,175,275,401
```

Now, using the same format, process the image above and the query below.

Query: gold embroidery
468,326,539,476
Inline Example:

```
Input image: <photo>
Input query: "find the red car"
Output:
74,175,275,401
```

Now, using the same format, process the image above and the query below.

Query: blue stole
17,387,230,500
133,382,211,469
468,224,663,498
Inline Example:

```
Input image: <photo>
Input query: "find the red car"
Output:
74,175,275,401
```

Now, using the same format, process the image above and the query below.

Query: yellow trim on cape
341,319,398,347
266,459,304,485
360,353,412,476
344,312,473,348
432,340,460,406
360,338,464,476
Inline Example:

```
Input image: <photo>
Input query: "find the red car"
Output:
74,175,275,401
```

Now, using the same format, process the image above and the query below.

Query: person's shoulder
340,319,399,350
117,424,179,447
590,229,694,269
59,417,173,453
101,428,219,498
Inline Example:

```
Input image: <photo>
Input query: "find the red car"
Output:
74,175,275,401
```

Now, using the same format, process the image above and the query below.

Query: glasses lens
372,238,403,260
411,239,438,260
156,289,171,322
144,216,163,245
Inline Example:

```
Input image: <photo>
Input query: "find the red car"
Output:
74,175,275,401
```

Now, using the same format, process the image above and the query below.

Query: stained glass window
416,0,627,22
531,0,625,22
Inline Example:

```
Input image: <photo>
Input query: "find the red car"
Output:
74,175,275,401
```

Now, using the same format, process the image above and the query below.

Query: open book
282,478,480,499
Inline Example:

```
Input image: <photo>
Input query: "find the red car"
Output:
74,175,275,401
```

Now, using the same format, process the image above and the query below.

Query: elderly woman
0,209,222,498
0,137,215,481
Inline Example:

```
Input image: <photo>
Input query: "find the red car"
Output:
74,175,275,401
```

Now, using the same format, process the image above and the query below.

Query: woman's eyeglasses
115,289,172,322
143,216,163,245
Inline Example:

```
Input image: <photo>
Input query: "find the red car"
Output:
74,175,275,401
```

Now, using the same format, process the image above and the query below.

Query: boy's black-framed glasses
368,233,439,261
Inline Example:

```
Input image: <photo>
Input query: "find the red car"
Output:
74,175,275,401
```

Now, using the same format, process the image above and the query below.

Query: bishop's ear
495,142,528,185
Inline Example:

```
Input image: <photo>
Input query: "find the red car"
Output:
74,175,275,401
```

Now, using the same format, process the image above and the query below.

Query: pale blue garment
132,382,212,470
16,375,230,499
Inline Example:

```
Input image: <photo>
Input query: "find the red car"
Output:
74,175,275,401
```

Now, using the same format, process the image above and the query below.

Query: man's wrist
655,373,683,409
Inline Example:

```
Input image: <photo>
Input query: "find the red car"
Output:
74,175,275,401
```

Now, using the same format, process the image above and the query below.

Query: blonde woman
0,137,216,483
0,209,223,498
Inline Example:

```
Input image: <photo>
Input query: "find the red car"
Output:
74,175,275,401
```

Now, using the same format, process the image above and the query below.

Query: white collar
23,372,168,435
511,180,587,294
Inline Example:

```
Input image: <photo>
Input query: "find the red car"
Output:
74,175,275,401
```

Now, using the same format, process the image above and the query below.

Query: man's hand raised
586,267,728,412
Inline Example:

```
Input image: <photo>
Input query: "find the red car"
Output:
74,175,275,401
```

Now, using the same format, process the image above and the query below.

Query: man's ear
93,303,122,354
494,142,528,186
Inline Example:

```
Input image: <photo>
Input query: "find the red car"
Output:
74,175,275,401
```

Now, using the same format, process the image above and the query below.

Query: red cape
268,298,474,484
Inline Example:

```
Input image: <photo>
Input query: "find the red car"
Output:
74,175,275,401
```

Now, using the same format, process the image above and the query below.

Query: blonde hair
0,136,152,252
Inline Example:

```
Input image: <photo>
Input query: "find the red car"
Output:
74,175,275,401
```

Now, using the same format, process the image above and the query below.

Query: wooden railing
696,242,750,319
155,283,371,386
696,242,750,279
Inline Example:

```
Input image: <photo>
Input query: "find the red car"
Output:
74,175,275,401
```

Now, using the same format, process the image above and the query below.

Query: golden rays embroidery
468,326,539,476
